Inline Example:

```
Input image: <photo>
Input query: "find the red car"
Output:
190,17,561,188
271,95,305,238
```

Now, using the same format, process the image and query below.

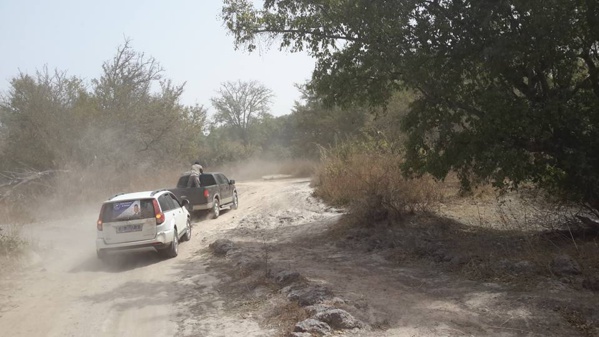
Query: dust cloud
209,157,317,182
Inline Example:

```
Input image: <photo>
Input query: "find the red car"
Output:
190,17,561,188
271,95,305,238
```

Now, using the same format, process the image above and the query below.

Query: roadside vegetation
0,225,27,259
314,143,441,221
312,133,598,334
221,0,599,295
222,1,599,331
0,207,31,267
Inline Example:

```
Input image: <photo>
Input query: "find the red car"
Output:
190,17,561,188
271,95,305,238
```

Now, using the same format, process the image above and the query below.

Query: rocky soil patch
209,240,365,336
200,179,598,337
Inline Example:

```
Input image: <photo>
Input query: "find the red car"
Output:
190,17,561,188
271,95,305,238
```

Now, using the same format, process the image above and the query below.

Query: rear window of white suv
101,199,156,222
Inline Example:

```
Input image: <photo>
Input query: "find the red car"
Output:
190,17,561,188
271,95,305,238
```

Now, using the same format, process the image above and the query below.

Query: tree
290,86,371,157
210,80,274,147
249,113,294,158
90,40,197,166
93,39,164,114
175,104,209,160
222,0,599,213
0,68,88,170
0,41,209,173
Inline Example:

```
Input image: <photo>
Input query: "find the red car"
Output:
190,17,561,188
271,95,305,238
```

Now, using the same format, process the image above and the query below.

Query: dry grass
0,223,31,273
0,224,27,258
266,301,309,337
313,147,599,291
0,191,38,262
330,179,599,291
208,245,308,336
557,306,599,337
314,149,441,222
436,184,599,284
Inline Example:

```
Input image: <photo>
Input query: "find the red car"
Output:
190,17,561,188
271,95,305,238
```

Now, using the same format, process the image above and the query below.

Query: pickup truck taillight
152,199,165,224
203,189,209,198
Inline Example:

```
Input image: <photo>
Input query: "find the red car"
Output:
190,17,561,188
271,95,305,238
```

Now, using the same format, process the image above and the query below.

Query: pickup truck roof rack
150,188,168,197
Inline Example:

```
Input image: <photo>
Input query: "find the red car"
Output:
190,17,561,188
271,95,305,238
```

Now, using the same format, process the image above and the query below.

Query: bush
314,143,440,222
0,225,27,258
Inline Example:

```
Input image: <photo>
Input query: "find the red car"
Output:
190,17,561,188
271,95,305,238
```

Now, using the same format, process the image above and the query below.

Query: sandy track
0,179,303,337
1,178,593,337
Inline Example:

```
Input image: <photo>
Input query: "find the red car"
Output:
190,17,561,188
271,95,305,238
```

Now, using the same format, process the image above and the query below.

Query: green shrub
0,227,27,257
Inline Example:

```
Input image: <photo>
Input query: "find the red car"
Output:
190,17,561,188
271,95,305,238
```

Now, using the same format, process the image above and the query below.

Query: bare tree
92,39,164,113
210,80,273,146
89,40,192,164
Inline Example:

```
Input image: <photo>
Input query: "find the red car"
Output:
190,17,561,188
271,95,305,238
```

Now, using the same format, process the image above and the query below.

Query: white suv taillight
152,199,165,224
97,204,105,231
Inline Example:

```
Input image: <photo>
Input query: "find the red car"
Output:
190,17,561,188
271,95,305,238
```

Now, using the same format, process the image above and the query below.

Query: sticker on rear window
103,200,154,222
112,201,138,218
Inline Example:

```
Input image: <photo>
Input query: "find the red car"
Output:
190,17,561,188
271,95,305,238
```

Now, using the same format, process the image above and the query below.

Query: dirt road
0,178,331,337
0,178,593,336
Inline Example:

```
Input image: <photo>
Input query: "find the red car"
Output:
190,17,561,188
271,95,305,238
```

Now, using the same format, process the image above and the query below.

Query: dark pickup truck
169,172,238,218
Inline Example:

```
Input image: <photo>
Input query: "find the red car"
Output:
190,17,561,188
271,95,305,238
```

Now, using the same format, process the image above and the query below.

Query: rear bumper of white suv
96,228,176,252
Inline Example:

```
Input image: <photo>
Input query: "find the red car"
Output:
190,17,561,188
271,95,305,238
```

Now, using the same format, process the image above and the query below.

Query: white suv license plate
116,224,143,233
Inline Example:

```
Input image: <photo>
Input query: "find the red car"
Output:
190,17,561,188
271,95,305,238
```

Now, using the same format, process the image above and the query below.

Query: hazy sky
0,0,315,116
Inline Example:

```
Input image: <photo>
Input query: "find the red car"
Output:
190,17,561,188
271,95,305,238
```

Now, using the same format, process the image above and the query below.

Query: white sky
0,0,315,116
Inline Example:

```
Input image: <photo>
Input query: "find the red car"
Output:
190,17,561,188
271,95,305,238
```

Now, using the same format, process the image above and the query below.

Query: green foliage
286,87,414,158
0,41,208,173
400,1,599,209
0,69,87,169
205,85,315,165
175,104,209,161
222,0,599,210
222,0,409,106
290,91,370,157
204,124,256,165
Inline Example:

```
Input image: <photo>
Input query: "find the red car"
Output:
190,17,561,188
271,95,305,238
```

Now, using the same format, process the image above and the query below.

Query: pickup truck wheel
211,198,220,219
162,228,179,258
231,192,238,210
182,218,192,241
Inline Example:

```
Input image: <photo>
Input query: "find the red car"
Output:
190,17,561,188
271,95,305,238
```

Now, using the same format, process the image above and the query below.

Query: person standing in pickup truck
187,161,203,187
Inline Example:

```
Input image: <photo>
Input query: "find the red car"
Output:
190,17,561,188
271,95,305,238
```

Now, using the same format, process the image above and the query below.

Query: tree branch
254,28,362,43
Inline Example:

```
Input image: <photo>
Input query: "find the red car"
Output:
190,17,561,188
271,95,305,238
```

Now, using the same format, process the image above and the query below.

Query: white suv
96,189,191,259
